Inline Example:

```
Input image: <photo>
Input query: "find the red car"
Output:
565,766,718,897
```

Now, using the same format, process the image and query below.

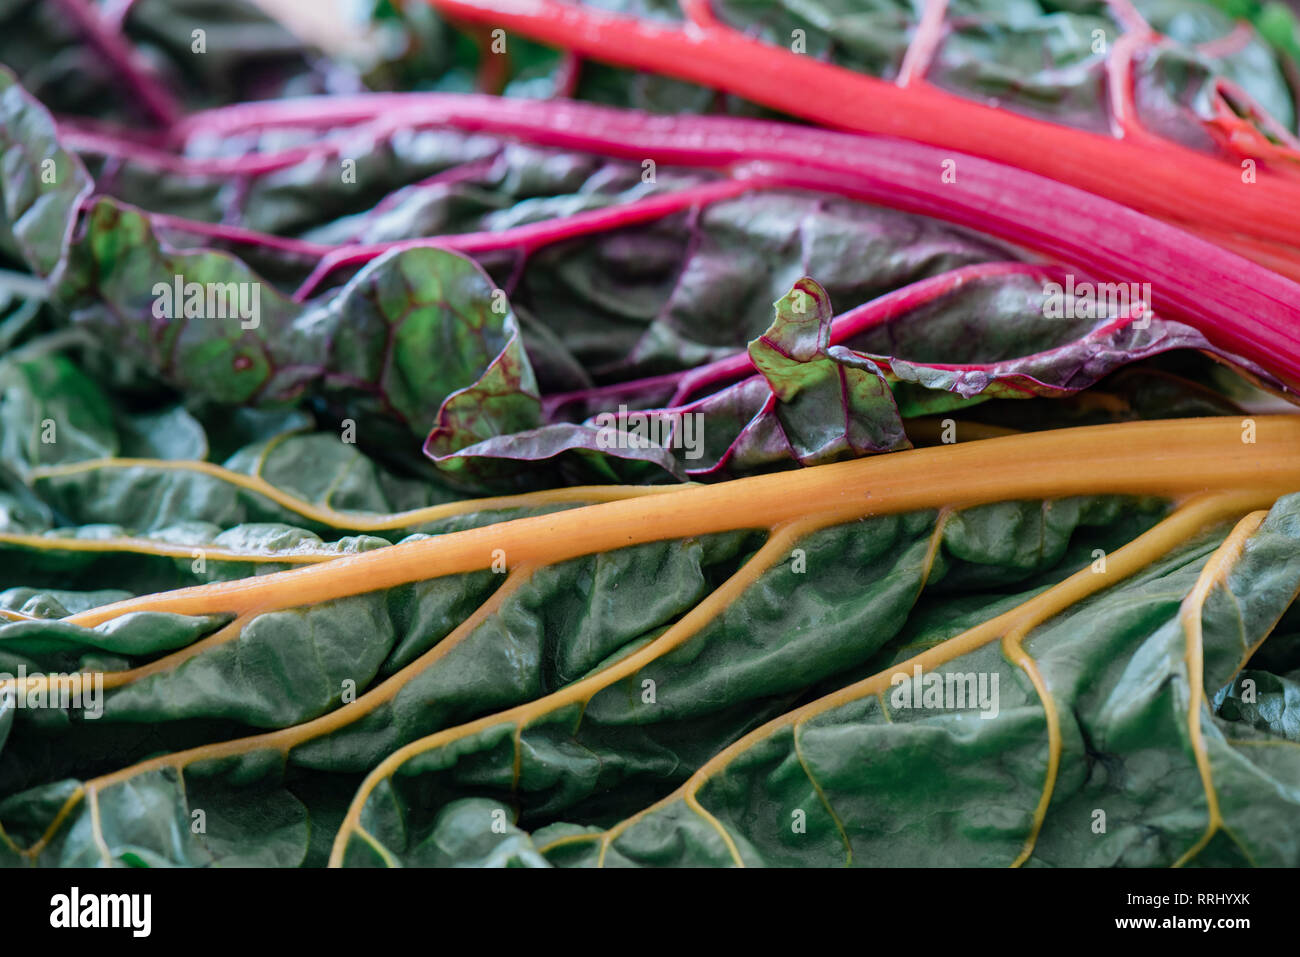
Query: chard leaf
56,196,543,439
1219,669,1300,742
337,490,1300,867
0,356,117,469
0,0,349,124
424,278,910,486
0,68,92,277
361,0,1296,142
0,588,133,619
0,0,1295,875
421,271,1265,485
357,0,759,117
2,66,1284,492
0,349,676,598
0,418,1294,867
744,278,906,463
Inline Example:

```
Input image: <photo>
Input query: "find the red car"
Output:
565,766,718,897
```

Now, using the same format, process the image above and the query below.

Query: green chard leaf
0,68,92,277
0,418,1292,867
336,487,1300,868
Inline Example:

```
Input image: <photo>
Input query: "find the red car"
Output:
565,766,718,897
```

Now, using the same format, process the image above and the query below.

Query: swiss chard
416,0,1300,273
0,418,1296,866
0,0,1298,872
0,66,1291,490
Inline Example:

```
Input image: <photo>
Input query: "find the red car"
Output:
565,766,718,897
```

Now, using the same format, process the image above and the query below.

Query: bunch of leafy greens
0,0,1297,867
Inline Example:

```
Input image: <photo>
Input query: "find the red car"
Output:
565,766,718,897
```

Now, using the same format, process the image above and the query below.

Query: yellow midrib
61,417,1300,629
1173,510,1267,867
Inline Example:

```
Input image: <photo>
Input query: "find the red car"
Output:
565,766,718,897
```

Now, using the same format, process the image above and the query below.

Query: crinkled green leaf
338,493,1300,867
0,486,1187,867
0,68,92,276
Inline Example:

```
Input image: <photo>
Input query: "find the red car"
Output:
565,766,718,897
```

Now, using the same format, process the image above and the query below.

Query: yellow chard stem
62,417,1300,629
